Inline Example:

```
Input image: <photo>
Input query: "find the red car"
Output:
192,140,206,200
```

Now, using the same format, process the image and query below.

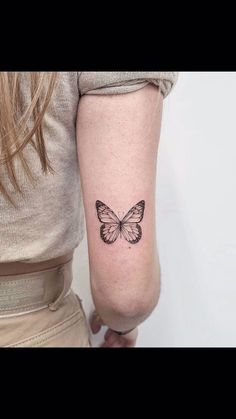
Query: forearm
76,84,163,331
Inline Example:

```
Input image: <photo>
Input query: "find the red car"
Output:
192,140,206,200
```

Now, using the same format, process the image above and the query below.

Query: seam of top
77,72,82,98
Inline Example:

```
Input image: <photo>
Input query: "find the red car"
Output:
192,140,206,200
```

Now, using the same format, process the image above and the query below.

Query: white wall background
72,72,236,347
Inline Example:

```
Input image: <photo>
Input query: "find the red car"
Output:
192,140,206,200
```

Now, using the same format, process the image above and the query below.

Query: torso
0,250,74,276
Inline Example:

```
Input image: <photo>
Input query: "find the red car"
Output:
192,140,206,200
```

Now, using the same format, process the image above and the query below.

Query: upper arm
76,84,163,315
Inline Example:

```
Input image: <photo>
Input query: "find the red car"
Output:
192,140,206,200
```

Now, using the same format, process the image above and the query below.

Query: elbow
110,277,161,321
91,269,161,330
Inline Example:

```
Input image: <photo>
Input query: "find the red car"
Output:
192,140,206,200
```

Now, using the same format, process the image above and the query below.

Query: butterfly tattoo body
96,200,145,244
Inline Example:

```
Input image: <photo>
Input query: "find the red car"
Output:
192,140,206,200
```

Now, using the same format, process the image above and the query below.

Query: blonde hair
0,72,57,207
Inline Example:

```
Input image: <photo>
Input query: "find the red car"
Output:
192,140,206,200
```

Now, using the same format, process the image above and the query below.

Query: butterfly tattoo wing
120,200,145,244
96,200,120,244
96,200,145,245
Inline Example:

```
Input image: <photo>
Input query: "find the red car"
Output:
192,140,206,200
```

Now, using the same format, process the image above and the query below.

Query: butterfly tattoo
95,200,145,244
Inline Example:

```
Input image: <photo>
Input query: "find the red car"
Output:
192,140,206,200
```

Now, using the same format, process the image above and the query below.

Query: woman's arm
76,84,163,332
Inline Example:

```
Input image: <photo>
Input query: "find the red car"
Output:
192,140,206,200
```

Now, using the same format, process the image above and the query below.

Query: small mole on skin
128,247,131,249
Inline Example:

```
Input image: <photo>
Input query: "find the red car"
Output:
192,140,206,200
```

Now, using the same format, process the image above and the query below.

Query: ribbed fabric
0,72,178,263
79,72,178,98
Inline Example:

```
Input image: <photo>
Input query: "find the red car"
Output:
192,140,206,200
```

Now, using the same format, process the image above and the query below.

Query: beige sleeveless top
0,72,178,263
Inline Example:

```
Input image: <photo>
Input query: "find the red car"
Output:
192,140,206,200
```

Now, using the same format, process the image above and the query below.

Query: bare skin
90,310,138,348
77,84,163,345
